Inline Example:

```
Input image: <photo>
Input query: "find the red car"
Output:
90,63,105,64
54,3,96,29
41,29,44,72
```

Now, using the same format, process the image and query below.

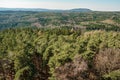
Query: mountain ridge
0,8,92,12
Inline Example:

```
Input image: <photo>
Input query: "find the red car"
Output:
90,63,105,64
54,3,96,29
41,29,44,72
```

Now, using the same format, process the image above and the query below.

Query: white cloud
0,1,84,9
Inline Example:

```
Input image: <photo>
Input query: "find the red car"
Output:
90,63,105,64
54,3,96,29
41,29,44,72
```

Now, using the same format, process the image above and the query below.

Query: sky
0,0,120,11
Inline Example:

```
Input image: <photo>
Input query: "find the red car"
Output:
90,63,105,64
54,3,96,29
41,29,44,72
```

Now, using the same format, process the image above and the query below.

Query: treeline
0,27,120,80
85,23,120,31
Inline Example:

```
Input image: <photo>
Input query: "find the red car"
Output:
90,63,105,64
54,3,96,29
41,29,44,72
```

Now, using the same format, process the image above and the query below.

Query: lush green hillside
0,28,120,80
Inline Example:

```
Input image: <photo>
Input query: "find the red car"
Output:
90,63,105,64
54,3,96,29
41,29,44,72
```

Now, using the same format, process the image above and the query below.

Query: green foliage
0,27,120,80
103,70,120,80
0,27,81,79
14,66,33,80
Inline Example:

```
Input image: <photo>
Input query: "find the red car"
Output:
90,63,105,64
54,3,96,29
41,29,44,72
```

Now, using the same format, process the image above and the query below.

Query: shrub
94,48,120,78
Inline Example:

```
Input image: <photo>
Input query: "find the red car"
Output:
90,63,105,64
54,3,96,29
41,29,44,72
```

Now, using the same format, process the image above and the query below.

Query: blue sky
0,0,120,11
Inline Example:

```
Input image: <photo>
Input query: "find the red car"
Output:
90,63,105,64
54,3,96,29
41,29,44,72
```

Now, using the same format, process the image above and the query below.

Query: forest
0,11,120,31
0,11,120,80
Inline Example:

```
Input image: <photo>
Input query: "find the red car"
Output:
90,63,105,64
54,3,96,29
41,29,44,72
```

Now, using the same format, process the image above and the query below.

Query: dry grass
101,19,115,25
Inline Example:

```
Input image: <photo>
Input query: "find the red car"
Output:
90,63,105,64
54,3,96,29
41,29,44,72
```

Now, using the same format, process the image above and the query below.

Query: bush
94,48,120,78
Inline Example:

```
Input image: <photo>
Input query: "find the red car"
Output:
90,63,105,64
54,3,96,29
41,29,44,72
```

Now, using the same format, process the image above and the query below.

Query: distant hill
0,8,49,11
0,8,92,12
70,8,92,12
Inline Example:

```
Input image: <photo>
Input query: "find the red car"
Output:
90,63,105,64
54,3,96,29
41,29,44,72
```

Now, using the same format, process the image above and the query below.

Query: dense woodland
0,11,120,31
0,11,120,80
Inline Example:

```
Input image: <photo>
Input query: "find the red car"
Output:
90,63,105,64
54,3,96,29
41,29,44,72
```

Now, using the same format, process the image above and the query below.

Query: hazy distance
0,0,120,11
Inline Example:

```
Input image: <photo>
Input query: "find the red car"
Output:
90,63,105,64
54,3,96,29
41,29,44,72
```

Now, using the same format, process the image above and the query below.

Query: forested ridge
0,11,120,31
0,27,120,80
0,11,120,80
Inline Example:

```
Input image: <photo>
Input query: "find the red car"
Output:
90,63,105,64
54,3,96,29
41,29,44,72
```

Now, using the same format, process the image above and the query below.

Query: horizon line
0,7,120,12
